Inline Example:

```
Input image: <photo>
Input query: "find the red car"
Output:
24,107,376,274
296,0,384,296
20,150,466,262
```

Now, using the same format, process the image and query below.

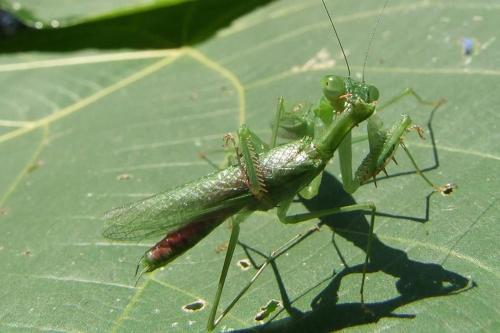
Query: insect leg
377,87,445,111
336,87,450,194
212,225,321,326
341,109,455,195
198,134,240,171
207,211,250,332
277,199,377,306
198,151,224,171
211,197,378,325
238,125,269,200
400,142,456,195
338,131,356,193
270,96,285,148
298,171,323,200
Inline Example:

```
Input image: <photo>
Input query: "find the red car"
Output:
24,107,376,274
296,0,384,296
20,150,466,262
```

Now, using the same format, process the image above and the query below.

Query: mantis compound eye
322,75,347,109
367,85,379,103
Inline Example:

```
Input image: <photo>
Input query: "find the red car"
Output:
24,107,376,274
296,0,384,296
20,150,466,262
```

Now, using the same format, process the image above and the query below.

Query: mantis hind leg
210,200,378,328
340,88,446,172
400,142,457,195
207,212,250,332
277,199,377,305
376,91,456,195
381,92,456,195
212,225,321,325
377,87,445,111
347,87,445,149
271,96,285,148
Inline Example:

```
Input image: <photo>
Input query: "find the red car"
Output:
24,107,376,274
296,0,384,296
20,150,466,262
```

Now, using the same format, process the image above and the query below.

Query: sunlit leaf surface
0,0,498,332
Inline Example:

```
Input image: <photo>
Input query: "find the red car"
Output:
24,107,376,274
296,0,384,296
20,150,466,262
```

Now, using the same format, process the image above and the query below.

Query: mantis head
322,75,379,112
315,75,379,156
320,75,379,126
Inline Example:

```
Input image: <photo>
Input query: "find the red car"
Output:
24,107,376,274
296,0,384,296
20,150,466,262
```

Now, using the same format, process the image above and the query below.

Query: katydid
103,0,455,330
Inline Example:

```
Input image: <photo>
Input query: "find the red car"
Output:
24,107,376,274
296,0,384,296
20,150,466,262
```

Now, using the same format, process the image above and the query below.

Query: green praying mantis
103,0,456,331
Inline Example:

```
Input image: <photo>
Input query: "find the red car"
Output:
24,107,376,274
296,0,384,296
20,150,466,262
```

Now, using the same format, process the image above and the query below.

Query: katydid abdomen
141,208,238,272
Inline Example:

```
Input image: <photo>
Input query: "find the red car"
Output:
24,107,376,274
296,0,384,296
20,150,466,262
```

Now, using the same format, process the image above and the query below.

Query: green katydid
103,0,455,330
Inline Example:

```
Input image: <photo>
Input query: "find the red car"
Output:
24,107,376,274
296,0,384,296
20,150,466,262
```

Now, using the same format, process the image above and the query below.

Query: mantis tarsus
103,0,456,330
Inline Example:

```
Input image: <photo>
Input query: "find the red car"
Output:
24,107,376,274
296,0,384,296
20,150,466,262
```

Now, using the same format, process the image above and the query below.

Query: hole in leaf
255,299,281,322
182,299,206,312
237,259,251,270
116,173,132,181
215,242,228,253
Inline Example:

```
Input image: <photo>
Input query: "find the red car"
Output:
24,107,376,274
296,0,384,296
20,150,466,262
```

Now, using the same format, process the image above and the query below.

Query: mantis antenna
362,0,390,82
321,0,351,77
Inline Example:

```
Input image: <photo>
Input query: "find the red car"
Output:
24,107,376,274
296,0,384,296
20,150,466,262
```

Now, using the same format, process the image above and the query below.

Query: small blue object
462,38,474,56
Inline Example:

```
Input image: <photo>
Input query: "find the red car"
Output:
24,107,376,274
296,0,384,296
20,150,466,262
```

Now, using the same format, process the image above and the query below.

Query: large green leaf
0,0,498,332
0,0,193,28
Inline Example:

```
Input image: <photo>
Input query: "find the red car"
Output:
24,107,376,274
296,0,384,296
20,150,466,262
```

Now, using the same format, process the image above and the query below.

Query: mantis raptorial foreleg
339,91,454,195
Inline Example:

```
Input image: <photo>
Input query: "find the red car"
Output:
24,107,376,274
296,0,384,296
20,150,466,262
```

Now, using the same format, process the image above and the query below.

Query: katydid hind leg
237,125,270,201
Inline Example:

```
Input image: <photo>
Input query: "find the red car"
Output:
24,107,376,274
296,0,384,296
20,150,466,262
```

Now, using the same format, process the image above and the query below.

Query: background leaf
0,0,498,332
0,0,193,28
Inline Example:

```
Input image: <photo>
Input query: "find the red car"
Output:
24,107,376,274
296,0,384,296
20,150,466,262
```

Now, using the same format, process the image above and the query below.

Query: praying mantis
103,1,455,331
